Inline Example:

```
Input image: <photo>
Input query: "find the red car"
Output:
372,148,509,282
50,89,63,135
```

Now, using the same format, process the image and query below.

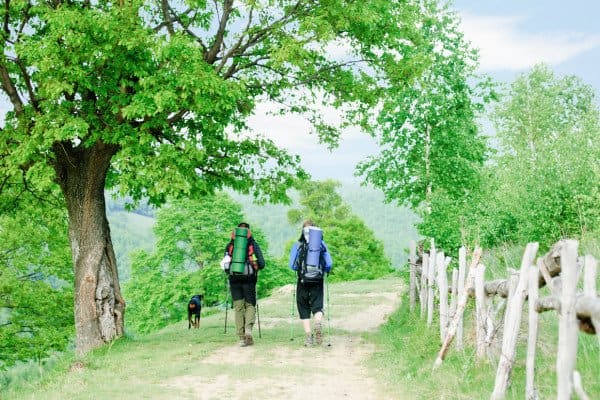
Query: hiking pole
325,274,332,347
224,279,230,334
289,283,296,341
256,300,262,338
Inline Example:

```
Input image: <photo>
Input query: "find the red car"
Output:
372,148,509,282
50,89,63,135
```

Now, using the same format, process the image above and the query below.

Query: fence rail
409,239,598,400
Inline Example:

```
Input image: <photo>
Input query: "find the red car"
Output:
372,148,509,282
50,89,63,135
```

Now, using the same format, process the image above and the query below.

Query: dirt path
161,278,405,400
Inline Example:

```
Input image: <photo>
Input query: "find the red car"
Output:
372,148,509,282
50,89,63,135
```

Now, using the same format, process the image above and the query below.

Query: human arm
251,239,266,270
321,242,333,273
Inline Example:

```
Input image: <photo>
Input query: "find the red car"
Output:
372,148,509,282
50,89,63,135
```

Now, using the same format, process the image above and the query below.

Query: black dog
188,294,202,329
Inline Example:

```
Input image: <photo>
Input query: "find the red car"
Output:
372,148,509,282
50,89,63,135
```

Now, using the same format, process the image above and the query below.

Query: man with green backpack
221,222,265,347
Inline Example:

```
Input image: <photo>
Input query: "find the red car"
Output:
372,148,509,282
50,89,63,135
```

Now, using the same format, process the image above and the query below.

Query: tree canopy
473,64,600,247
0,0,432,354
358,3,493,208
0,0,435,354
0,202,73,369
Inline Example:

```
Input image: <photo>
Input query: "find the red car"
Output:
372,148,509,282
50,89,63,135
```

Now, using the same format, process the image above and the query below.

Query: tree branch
160,0,174,35
204,0,234,64
215,1,305,74
3,0,10,37
0,62,24,114
18,271,43,281
11,56,39,110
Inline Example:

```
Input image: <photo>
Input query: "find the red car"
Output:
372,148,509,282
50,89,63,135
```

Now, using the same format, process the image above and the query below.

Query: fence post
475,263,487,359
457,246,467,349
582,255,600,347
427,244,436,327
491,242,538,400
420,253,429,318
526,259,541,400
409,240,417,313
433,247,482,368
450,268,458,320
583,254,597,297
438,253,449,341
556,240,579,400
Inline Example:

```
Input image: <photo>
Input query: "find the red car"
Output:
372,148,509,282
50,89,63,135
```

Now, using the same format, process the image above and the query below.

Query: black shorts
296,281,324,319
229,279,257,305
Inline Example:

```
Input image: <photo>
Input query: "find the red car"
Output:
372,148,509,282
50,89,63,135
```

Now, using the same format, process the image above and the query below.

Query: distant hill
107,207,156,282
107,182,420,278
338,182,420,267
232,182,420,267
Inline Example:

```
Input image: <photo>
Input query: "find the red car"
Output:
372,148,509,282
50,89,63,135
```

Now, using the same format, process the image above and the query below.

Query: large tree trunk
53,140,124,356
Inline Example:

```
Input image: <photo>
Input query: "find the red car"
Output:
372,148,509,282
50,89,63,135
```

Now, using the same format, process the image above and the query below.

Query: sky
249,0,600,183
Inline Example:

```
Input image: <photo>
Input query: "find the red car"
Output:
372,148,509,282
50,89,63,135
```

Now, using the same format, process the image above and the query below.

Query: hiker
220,222,265,347
289,220,333,346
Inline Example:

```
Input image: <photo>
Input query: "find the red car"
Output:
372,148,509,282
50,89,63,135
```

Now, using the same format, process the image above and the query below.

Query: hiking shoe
244,334,254,346
315,323,323,345
304,334,314,347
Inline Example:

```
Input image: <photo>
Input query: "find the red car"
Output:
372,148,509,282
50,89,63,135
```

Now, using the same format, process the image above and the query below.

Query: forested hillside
106,182,419,280
338,183,419,266
107,211,155,282
231,183,418,266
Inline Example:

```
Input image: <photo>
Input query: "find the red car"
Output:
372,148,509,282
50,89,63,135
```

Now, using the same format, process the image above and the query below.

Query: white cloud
459,12,600,71
245,101,378,181
246,100,366,151
245,103,317,151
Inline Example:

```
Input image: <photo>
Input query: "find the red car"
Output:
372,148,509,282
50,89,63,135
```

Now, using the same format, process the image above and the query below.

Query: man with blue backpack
289,220,333,346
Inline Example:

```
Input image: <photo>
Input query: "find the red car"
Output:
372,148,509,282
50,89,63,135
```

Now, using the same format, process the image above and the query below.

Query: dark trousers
229,279,257,305
296,281,324,319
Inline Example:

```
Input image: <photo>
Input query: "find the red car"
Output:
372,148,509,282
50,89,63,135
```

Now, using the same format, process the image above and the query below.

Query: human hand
220,255,231,270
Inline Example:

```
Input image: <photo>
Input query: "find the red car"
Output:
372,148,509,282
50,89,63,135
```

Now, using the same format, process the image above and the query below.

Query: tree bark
52,140,124,356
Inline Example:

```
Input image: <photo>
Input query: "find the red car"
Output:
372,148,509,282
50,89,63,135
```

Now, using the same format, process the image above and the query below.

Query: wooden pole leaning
433,247,482,369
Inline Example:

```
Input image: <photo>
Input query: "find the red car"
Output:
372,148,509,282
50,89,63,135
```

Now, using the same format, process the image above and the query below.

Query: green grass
1,277,404,399
4,273,597,400
367,296,600,399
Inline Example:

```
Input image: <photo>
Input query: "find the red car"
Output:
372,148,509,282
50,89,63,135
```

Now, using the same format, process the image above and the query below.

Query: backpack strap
294,242,306,269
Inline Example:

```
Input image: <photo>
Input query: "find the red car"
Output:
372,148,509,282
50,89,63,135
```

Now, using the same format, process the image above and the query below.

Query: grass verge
368,295,600,399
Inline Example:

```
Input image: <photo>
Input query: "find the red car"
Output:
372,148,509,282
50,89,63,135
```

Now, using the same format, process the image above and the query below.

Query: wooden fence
408,239,599,400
